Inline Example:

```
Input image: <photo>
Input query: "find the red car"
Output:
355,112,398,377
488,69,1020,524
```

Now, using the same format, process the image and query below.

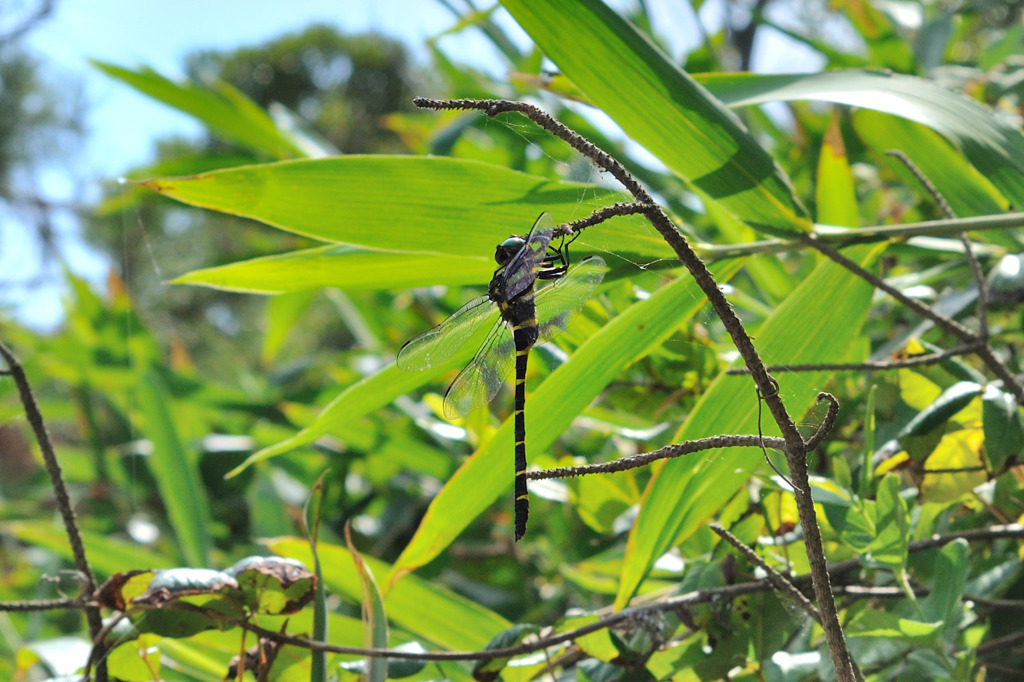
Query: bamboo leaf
141,156,668,265
136,368,212,567
500,0,810,238
700,70,1024,208
268,537,510,652
616,244,883,608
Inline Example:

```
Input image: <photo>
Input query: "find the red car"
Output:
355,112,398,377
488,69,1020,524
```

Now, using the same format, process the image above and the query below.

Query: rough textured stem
805,235,1024,404
414,97,858,681
0,340,106,680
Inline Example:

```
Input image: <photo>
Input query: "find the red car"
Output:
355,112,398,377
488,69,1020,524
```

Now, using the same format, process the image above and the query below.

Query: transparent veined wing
535,255,607,343
442,319,516,419
396,295,497,371
500,212,553,301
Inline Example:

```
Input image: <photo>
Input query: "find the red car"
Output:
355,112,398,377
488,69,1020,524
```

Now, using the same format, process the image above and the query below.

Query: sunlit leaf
700,70,1024,208
268,537,510,652
920,428,987,502
500,0,809,237
141,156,666,266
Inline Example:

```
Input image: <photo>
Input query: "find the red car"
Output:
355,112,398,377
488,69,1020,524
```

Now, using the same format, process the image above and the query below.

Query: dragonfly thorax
494,235,526,266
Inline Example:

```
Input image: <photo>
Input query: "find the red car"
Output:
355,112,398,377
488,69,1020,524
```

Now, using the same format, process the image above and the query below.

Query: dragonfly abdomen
509,308,538,542
499,290,541,542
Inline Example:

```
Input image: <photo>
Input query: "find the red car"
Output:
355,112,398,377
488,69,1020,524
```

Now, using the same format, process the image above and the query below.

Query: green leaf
0,521,175,575
228,363,455,476
345,527,388,682
920,429,987,502
267,537,510,652
224,555,316,615
906,649,955,679
922,539,969,626
615,243,883,608
699,70,1024,208
174,245,494,293
824,499,876,553
303,472,328,682
838,2,915,71
982,384,1024,471
499,0,809,237
389,261,743,575
852,109,1008,217
846,611,943,643
92,61,304,160
141,156,667,266
861,384,877,496
816,113,859,226
704,197,796,304
898,380,982,444
136,368,212,567
127,568,244,638
869,474,910,570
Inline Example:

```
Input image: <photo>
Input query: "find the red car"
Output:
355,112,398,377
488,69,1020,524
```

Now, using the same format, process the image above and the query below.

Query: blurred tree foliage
186,25,414,155
85,25,420,379
0,0,84,296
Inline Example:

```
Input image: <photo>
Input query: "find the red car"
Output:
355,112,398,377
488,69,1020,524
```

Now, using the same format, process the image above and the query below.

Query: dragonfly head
494,235,525,266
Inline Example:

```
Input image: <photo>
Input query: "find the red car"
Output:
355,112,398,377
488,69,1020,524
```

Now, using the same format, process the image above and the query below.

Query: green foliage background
5,1,1024,680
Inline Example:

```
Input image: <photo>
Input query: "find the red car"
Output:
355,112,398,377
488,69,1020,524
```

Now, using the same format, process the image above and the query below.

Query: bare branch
0,340,106,679
711,523,821,623
414,96,856,681
726,343,985,375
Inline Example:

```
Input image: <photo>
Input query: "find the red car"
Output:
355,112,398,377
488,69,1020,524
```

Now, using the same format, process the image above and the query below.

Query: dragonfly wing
501,212,553,301
396,295,496,371
443,318,515,419
536,255,607,343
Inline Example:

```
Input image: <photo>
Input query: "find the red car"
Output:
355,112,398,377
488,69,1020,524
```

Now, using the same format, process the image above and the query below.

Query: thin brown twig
806,234,1024,403
805,392,840,450
413,98,654,203
556,201,655,237
0,597,84,612
414,96,858,681
527,392,838,481
711,523,821,623
726,342,986,374
0,340,105,677
976,630,1024,656
526,433,786,480
886,149,990,341
697,212,1024,260
19,522,1022,676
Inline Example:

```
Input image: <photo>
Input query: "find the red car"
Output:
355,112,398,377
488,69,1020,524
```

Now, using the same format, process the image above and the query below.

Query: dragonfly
397,212,606,540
